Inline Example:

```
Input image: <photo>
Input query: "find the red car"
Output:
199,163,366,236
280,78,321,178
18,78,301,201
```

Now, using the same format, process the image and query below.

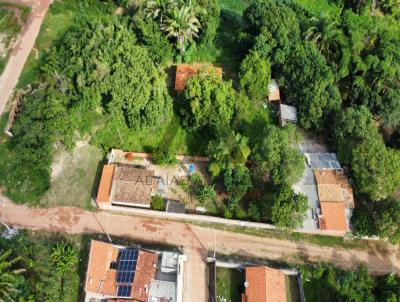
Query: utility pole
1,199,11,231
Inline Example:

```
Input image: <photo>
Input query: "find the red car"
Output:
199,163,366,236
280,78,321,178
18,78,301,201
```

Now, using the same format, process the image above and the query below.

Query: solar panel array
117,285,132,297
116,248,139,297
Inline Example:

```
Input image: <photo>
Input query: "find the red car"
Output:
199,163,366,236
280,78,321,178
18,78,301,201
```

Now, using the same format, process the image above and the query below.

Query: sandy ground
1,196,399,301
0,0,52,115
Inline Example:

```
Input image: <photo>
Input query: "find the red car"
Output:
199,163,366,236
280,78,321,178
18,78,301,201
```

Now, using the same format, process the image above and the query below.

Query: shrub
152,148,177,165
151,195,165,211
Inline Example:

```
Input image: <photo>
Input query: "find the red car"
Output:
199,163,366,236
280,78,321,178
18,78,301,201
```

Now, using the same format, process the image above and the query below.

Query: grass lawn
0,2,30,74
42,141,104,208
216,267,244,302
295,0,341,17
91,114,211,156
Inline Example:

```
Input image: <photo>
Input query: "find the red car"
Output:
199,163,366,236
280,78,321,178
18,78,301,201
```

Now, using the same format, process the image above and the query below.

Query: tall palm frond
304,13,342,60
0,249,26,302
51,242,77,276
144,0,177,21
161,4,201,53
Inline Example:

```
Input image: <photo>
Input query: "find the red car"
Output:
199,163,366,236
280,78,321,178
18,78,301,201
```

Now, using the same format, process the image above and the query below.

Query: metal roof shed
279,103,298,126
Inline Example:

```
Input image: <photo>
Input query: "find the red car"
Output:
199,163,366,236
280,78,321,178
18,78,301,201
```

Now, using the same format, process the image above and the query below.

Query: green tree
271,185,308,229
207,129,251,177
335,107,400,200
374,198,400,243
253,124,304,185
344,0,373,14
304,13,342,61
161,2,202,54
239,51,271,102
143,0,175,21
181,73,236,130
243,0,301,65
343,12,400,125
51,242,77,277
280,42,341,129
196,184,216,205
0,249,25,301
224,166,252,200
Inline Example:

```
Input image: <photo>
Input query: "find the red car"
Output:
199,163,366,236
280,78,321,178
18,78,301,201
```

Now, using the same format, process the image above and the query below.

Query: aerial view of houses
1,0,400,301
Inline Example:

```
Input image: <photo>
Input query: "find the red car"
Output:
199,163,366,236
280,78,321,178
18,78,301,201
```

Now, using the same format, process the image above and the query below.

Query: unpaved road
1,197,399,301
0,0,52,115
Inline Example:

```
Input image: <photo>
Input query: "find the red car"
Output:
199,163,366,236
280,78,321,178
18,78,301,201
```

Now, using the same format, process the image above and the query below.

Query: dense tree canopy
334,107,400,200
181,73,236,131
243,0,301,65
342,12,400,125
44,20,172,131
271,185,308,229
207,128,251,177
224,165,252,201
253,124,304,185
239,51,271,102
281,42,341,129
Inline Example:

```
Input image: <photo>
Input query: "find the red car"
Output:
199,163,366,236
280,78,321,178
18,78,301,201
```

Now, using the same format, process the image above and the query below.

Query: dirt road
0,0,52,115
1,197,399,301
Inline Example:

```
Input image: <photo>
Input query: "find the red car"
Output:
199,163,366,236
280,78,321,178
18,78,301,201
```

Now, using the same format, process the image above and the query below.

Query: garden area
216,267,244,302
0,1,30,74
0,0,399,243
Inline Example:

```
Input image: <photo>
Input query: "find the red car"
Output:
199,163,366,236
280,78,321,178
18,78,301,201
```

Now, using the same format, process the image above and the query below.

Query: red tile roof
85,240,157,301
175,64,222,91
132,250,158,301
319,201,348,232
243,266,287,302
97,165,116,203
314,170,354,208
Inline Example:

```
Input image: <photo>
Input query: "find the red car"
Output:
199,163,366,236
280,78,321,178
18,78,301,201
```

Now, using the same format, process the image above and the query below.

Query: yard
0,2,30,74
216,267,244,302
42,141,104,208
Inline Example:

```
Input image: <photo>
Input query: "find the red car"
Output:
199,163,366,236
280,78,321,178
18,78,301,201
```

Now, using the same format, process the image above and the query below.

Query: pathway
0,0,53,115
1,197,399,301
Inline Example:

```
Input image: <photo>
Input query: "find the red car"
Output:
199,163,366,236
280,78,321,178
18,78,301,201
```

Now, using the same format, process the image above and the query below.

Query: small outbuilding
279,103,298,126
268,79,281,102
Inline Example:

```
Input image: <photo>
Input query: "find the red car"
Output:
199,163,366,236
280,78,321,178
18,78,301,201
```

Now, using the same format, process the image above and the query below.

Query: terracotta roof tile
314,170,355,208
175,64,222,91
243,266,286,302
97,165,116,203
111,165,157,207
85,240,119,294
131,250,158,301
85,241,158,301
319,201,348,232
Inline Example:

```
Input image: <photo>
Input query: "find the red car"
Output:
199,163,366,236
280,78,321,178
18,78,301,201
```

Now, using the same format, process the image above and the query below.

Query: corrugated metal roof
304,153,341,170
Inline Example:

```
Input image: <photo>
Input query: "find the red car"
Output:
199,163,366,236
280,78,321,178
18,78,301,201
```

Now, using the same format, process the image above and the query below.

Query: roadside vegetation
0,2,30,74
0,0,400,240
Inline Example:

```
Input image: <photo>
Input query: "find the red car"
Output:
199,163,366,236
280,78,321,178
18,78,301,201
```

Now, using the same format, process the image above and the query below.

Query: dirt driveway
0,0,52,115
1,196,400,301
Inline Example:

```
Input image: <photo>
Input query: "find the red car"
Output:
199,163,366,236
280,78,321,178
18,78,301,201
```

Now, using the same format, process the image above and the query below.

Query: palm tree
196,184,216,205
304,13,342,60
144,0,176,22
161,3,201,54
51,242,77,276
0,249,25,302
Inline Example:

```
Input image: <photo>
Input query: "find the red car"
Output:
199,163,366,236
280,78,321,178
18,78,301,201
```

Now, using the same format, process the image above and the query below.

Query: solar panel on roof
116,248,139,285
117,285,132,297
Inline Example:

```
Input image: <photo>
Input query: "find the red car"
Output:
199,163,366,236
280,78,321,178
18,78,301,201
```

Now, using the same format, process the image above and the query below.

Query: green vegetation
0,2,29,74
301,265,400,302
216,267,244,302
2,0,400,241
151,195,166,211
0,231,80,301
